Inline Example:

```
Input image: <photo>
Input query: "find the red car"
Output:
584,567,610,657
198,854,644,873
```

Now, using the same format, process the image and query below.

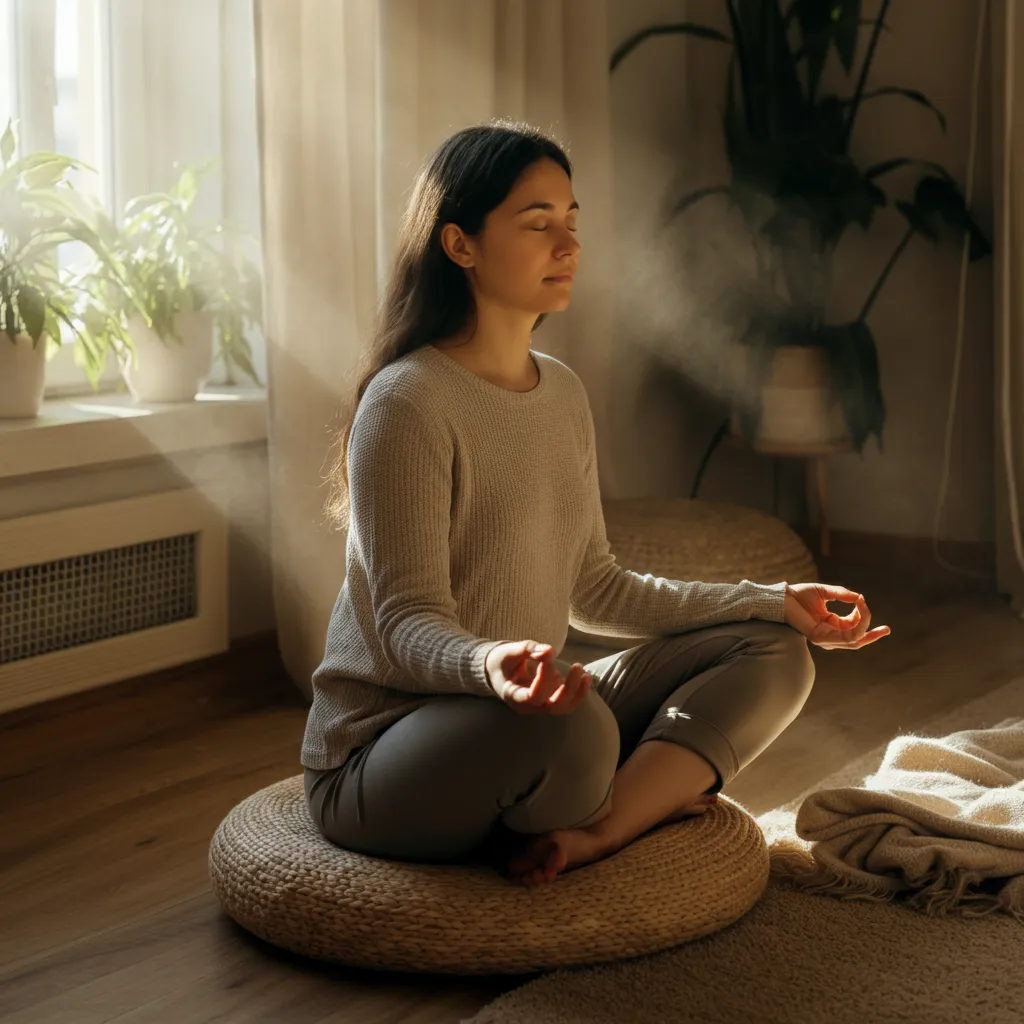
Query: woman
303,119,891,888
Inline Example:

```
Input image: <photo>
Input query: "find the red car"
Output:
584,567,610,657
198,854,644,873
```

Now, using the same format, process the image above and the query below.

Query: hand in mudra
485,639,592,714
783,582,891,649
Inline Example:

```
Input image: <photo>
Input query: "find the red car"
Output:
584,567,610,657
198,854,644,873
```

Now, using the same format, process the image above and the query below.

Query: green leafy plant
86,159,264,387
0,118,136,387
609,0,990,456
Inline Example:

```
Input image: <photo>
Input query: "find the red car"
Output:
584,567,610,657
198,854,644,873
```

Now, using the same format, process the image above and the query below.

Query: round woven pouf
570,497,818,646
209,774,770,975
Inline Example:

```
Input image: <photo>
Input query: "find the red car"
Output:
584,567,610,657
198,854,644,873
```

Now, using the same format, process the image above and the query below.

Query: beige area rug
463,676,1024,1024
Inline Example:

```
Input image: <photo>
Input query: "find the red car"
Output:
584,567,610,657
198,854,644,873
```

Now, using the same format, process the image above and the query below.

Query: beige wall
2,443,275,641
606,0,994,542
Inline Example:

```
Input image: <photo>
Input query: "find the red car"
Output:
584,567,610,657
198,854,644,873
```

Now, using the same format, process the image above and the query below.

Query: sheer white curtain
992,0,1024,616
254,0,616,696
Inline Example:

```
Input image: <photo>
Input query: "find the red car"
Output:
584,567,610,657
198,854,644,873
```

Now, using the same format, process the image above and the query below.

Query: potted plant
85,159,264,402
0,119,135,417
609,0,990,460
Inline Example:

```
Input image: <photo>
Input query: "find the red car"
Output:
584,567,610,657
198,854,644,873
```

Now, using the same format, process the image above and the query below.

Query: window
2,0,266,396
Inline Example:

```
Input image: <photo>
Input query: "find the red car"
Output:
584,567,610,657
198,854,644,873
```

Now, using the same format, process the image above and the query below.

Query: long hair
322,118,573,529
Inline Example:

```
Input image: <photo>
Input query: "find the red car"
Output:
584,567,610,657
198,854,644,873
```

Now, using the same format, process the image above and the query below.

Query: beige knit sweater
300,343,789,770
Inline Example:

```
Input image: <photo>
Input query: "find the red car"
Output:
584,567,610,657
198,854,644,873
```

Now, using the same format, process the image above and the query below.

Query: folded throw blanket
769,717,1024,921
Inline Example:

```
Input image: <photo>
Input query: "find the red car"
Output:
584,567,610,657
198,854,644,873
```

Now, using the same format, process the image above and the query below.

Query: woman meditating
301,120,891,888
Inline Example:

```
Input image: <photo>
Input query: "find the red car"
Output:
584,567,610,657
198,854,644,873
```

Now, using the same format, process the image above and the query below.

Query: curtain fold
992,0,1024,616
254,0,616,697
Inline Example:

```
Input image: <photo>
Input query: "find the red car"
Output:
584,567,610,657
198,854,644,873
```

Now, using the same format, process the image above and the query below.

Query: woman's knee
758,621,816,708
500,689,620,833
502,675,620,768
559,687,621,774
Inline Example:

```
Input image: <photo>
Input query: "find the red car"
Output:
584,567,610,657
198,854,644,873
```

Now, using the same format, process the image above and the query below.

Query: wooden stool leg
814,456,830,556
803,457,815,541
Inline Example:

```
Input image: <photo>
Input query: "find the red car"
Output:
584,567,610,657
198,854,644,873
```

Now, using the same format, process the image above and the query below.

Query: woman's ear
440,223,474,270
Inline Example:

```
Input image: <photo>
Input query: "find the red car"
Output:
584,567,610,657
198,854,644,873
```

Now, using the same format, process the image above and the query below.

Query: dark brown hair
322,118,573,529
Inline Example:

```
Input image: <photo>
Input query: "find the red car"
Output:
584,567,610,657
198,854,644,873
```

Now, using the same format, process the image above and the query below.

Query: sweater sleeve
348,389,502,697
568,390,789,637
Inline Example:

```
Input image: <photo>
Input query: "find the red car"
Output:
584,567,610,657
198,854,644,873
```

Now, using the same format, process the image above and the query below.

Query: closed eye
532,226,578,232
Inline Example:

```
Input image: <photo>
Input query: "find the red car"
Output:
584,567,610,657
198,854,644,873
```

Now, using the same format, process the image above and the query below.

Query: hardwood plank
0,708,307,965
0,631,303,784
0,892,516,1024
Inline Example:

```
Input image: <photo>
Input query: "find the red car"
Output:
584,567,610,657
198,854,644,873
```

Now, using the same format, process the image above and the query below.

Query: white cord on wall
932,0,1024,592
999,0,1024,588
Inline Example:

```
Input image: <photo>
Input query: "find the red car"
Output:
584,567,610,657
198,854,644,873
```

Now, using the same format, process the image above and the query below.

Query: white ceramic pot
123,310,215,403
730,343,849,448
0,331,49,418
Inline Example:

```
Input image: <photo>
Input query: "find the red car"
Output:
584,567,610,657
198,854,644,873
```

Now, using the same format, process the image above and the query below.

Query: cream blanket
769,718,1024,921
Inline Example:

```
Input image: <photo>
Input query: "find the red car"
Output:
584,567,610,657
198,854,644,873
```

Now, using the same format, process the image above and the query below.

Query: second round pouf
570,497,818,647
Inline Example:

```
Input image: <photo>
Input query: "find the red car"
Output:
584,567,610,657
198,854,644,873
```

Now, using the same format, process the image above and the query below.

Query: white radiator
0,488,228,714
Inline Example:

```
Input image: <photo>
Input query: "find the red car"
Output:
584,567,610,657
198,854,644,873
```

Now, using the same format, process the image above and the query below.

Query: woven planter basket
209,774,770,975
570,497,818,647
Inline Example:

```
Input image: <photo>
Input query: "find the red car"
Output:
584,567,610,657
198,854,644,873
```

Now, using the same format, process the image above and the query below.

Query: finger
848,625,890,648
851,594,872,639
568,667,593,710
519,649,555,684
506,650,534,681
509,656,530,683
546,664,589,715
826,605,862,630
573,671,593,710
825,584,862,604
506,658,542,703
830,594,870,639
507,678,538,707
822,625,891,650
823,587,863,629
527,659,564,706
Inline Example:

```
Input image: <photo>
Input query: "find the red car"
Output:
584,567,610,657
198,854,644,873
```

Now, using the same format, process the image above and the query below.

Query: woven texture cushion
209,774,770,975
570,497,818,647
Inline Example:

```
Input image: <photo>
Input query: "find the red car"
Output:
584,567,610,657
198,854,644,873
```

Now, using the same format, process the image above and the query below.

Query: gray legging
304,619,815,863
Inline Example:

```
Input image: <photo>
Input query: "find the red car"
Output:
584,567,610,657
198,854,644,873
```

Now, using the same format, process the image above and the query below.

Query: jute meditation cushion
570,497,818,647
208,774,770,975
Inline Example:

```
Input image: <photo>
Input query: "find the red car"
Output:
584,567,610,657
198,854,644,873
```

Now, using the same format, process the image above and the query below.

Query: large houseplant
609,0,990,463
0,119,135,417
85,159,264,401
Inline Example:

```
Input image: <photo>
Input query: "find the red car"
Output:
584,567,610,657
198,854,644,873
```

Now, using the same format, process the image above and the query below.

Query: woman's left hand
783,582,891,650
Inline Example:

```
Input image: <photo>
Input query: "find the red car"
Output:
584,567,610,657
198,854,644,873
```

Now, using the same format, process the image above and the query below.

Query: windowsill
0,387,269,481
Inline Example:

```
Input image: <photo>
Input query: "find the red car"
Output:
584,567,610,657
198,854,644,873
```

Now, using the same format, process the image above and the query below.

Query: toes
507,836,567,885
506,837,556,881
547,840,567,875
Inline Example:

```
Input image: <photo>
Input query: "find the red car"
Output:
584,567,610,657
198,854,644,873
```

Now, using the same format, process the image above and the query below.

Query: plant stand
691,421,852,557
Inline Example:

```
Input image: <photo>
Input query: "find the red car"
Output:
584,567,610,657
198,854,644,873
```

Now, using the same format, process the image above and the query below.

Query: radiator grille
1,534,198,665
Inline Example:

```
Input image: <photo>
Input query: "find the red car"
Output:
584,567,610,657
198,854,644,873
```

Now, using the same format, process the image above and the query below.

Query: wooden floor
1,530,1023,1023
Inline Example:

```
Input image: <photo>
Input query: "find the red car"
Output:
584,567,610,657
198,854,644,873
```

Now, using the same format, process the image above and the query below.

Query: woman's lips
544,275,574,283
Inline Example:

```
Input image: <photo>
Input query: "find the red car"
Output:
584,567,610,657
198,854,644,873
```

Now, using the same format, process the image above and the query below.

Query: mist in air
609,190,769,424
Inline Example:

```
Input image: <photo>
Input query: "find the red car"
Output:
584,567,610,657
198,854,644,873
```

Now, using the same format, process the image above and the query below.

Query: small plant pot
0,331,49,418
123,311,215,403
730,344,849,447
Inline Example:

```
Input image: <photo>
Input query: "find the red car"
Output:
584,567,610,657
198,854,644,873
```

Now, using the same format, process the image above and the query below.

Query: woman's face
443,157,582,314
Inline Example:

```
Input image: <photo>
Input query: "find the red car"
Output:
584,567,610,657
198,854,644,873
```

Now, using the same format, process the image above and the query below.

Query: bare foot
498,793,719,887
659,792,719,826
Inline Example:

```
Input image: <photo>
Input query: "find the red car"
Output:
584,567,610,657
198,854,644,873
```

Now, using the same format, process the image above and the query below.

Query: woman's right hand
485,640,591,715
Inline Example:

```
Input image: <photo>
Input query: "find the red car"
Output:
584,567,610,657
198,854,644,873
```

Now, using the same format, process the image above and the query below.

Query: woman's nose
557,229,581,256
